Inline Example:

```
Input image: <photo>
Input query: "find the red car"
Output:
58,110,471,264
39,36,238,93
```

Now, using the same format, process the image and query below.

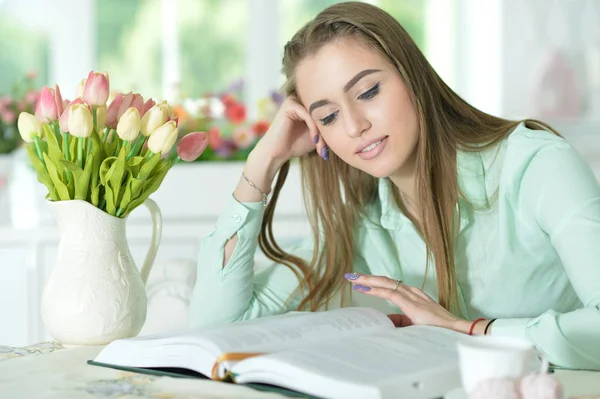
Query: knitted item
470,378,521,399
468,373,563,399
519,373,563,399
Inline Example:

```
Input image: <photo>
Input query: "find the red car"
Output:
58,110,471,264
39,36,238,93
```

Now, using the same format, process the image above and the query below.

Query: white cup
458,336,549,394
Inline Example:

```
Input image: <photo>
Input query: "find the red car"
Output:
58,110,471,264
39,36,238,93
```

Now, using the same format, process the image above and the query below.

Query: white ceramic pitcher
41,198,162,345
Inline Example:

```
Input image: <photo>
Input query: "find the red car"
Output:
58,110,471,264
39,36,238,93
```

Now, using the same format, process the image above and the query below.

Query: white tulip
140,103,169,136
116,107,141,141
148,121,178,154
17,112,42,143
68,104,93,138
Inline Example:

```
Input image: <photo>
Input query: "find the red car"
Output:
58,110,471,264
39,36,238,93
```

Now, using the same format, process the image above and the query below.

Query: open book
90,307,466,399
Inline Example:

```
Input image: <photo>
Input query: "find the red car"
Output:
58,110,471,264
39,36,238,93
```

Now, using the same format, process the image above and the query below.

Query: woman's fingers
288,101,325,159
345,273,430,303
345,273,395,288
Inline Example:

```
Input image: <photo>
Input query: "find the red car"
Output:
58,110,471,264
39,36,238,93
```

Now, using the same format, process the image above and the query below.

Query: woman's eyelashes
318,82,381,126
358,82,380,101
320,111,339,126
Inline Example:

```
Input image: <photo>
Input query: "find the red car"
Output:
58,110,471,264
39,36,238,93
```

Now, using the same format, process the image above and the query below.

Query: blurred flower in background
175,79,282,162
0,71,40,154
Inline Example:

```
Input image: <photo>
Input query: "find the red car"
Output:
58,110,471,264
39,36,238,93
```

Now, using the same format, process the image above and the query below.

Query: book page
93,307,392,378
199,307,394,354
233,326,465,399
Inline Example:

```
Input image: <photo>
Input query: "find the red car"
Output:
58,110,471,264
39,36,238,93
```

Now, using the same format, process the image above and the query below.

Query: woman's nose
344,109,370,138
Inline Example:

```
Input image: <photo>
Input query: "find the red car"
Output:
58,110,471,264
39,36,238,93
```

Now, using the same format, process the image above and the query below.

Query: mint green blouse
189,123,600,371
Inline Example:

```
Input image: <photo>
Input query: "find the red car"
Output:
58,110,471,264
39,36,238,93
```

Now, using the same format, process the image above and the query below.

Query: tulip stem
127,136,145,160
92,108,97,134
53,122,61,145
77,137,84,169
62,133,70,162
62,132,71,183
33,136,45,167
102,128,110,143
87,134,92,155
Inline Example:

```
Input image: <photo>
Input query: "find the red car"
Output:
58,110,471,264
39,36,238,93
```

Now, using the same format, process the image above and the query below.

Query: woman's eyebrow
309,68,381,114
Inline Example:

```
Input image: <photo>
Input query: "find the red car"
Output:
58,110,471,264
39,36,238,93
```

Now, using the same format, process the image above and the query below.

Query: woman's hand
251,96,325,165
344,273,465,331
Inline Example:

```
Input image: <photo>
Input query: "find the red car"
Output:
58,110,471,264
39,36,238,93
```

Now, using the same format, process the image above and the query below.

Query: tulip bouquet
17,71,209,218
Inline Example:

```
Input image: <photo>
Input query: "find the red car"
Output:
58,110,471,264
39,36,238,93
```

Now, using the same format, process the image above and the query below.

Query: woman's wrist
233,148,285,203
452,318,493,335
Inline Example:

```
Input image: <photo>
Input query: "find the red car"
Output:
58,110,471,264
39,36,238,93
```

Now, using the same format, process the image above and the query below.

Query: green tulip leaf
105,184,116,216
26,145,56,200
75,150,94,200
99,156,117,186
110,147,127,206
137,154,161,181
42,152,70,200
91,183,100,207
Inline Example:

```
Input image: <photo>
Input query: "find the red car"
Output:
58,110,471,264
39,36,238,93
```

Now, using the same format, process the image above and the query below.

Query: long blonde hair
258,1,558,313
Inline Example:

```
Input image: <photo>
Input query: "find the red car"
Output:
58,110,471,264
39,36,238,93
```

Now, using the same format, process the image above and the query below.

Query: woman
189,2,600,370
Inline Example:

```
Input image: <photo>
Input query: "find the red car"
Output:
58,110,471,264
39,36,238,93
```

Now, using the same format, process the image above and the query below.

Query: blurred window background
0,0,429,109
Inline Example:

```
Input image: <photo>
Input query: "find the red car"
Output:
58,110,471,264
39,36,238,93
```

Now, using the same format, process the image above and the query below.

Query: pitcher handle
139,198,162,285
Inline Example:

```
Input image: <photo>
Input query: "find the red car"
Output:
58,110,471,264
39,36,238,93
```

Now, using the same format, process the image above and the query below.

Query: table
1,342,599,399
0,342,291,399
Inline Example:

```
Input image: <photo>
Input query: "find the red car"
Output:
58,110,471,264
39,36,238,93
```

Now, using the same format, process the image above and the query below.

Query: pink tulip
54,85,64,115
117,92,134,120
71,97,85,106
83,71,110,106
141,98,155,116
59,98,87,132
106,94,125,129
59,108,70,133
177,132,209,162
36,85,64,122
130,93,144,115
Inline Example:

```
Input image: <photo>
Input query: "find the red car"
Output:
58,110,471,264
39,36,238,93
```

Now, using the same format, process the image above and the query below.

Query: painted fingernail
321,147,329,160
313,135,319,144
344,273,359,280
361,286,371,292
353,284,363,291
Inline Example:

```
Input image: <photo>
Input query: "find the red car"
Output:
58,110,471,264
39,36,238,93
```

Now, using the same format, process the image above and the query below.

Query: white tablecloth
0,342,291,399
1,342,599,399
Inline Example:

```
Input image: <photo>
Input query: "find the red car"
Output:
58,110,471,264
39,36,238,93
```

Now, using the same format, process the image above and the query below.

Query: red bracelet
469,318,486,336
